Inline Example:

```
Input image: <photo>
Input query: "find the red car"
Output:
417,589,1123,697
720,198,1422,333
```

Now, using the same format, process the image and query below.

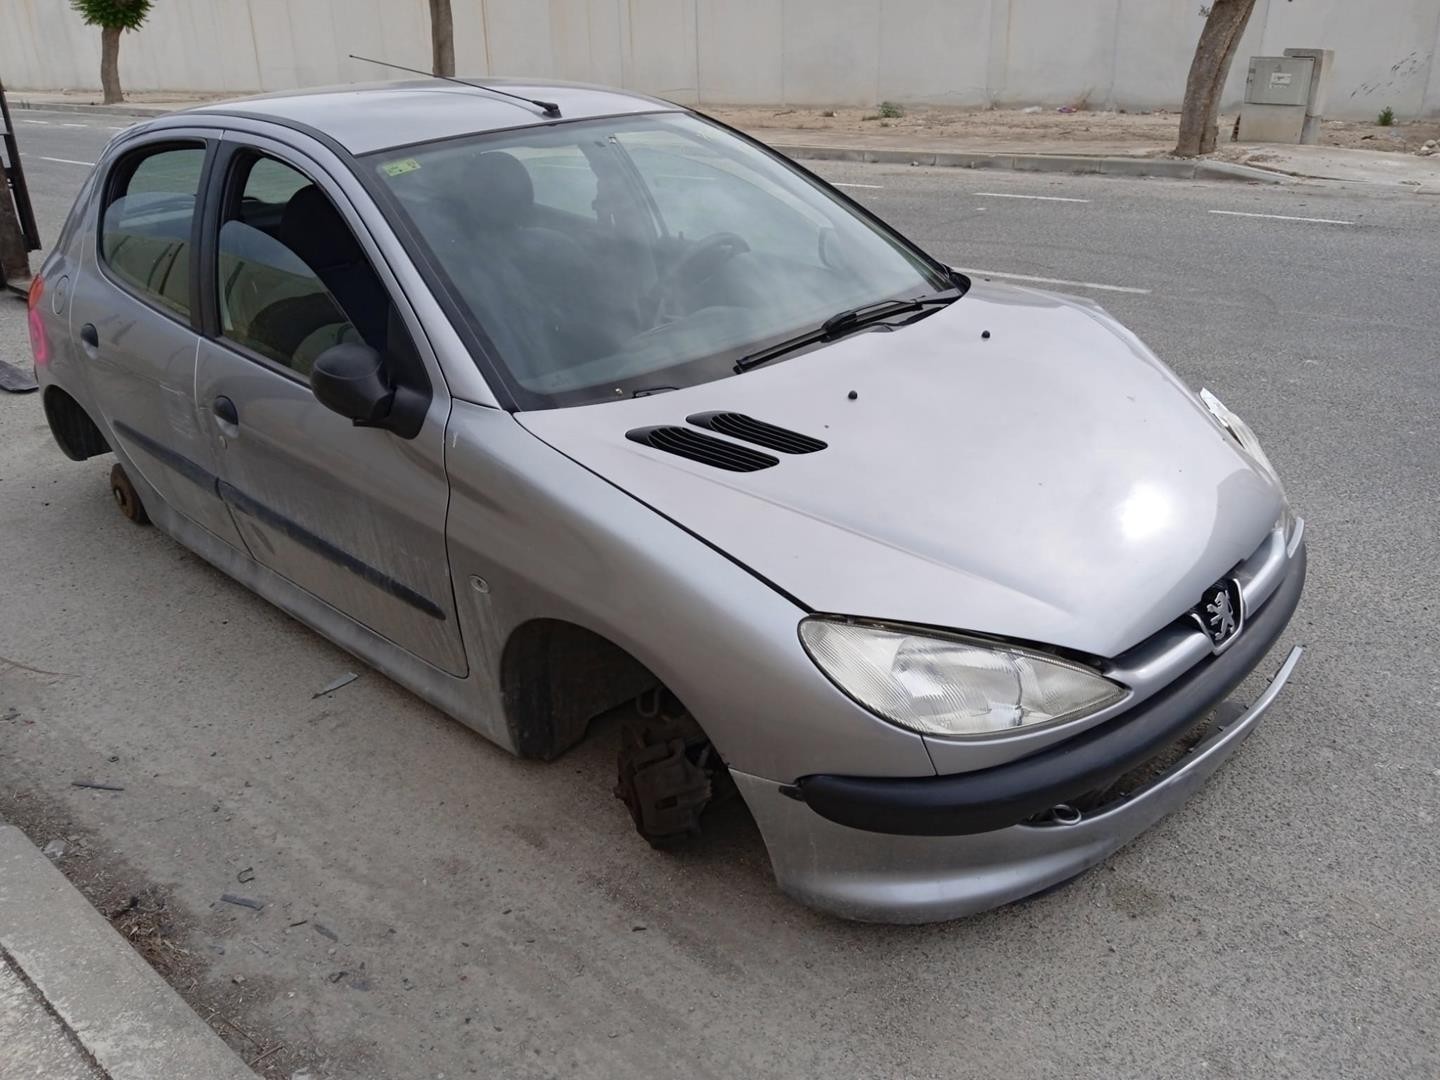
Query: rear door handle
212,396,239,426
79,323,99,348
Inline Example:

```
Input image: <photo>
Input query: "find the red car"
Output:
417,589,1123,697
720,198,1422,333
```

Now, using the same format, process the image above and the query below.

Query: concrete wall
3,0,1438,119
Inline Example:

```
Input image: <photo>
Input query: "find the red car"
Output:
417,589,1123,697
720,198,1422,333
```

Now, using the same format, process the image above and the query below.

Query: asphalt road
3,109,1439,1079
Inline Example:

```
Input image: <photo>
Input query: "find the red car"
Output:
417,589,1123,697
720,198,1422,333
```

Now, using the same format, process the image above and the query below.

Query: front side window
216,154,397,377
370,113,949,408
100,143,206,317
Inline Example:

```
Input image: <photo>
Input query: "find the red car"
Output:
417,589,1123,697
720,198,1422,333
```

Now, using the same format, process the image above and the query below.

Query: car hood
517,282,1282,658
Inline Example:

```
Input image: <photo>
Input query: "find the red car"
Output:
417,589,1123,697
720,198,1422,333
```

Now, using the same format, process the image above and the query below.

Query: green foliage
1377,106,1395,126
878,101,904,119
70,0,152,31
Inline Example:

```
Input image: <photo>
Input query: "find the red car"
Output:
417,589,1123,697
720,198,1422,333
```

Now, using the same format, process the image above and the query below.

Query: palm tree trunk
428,0,455,77
100,25,123,104
1174,0,1256,158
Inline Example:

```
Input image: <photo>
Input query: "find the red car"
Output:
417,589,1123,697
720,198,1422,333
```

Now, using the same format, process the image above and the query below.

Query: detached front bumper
736,542,1306,924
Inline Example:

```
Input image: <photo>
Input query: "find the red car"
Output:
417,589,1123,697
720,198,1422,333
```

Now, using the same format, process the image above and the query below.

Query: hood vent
686,412,828,454
626,425,779,472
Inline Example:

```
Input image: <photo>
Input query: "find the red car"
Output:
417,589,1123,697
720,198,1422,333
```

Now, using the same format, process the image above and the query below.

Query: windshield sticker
380,158,422,177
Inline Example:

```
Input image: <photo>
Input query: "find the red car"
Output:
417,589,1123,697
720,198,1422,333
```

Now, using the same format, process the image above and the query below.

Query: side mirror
311,343,394,426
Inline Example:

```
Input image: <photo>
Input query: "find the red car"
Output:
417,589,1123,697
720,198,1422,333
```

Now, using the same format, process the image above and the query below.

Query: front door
72,134,247,549
193,139,466,676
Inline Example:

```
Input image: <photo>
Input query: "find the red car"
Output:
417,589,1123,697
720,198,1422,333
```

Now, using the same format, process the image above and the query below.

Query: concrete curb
769,142,1288,183
0,825,255,1080
12,98,183,118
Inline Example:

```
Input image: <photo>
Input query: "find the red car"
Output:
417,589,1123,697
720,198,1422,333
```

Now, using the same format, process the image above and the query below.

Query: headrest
465,151,535,229
280,185,363,272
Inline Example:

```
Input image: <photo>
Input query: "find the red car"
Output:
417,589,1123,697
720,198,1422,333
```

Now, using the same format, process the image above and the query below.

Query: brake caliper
614,703,729,848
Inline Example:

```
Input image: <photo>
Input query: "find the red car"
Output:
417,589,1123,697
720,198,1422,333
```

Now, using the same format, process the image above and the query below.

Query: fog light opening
1049,803,1083,827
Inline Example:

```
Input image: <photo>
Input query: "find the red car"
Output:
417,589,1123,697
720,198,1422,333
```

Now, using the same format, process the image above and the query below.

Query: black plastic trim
795,543,1307,837
112,420,217,489
109,422,445,621
687,412,827,454
216,481,445,619
626,425,779,472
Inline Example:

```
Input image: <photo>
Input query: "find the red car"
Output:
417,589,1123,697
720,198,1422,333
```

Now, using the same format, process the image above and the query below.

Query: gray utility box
1238,50,1334,145
1247,56,1314,107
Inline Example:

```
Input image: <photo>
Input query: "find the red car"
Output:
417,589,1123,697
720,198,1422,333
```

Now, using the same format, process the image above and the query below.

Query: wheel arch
42,385,110,461
500,618,664,760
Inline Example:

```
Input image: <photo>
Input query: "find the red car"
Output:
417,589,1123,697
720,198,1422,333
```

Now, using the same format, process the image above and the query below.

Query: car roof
178,78,683,155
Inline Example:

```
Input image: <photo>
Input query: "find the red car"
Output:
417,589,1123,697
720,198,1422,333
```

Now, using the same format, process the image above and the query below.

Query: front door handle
212,396,239,426
79,323,99,348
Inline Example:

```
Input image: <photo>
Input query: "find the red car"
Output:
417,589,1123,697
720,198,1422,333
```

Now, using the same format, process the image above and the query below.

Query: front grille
1024,706,1235,825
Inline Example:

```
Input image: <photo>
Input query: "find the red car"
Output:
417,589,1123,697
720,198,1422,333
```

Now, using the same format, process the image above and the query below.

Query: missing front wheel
613,696,732,848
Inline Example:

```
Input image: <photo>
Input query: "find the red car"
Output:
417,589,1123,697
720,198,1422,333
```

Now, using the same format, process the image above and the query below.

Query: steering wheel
651,232,751,323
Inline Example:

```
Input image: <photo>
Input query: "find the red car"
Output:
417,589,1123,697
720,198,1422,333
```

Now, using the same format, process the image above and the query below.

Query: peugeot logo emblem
1192,579,1244,652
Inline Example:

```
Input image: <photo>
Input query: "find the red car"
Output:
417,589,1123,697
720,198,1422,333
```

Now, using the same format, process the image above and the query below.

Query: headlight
1199,388,1284,495
799,620,1125,738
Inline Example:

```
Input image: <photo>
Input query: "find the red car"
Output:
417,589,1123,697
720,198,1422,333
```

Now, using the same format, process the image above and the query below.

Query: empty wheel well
501,619,661,760
43,386,110,461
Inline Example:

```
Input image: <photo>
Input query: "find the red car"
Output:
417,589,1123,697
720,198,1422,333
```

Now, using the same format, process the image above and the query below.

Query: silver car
27,79,1304,923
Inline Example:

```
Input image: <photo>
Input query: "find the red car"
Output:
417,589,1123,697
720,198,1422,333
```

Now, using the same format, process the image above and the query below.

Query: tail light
27,275,48,367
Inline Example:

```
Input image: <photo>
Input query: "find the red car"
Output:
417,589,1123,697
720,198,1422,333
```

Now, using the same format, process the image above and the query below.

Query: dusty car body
28,79,1304,923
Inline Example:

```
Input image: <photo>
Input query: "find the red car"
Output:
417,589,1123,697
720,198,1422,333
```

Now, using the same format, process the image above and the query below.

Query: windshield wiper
734,290,960,373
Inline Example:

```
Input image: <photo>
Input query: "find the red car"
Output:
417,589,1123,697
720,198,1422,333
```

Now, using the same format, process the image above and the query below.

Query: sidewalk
0,954,103,1079
0,825,254,1080
11,89,1440,190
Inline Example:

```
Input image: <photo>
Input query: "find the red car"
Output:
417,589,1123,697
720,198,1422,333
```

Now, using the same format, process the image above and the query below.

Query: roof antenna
349,54,561,118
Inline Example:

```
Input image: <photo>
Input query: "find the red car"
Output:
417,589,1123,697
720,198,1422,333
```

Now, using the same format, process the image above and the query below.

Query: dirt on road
706,103,1440,155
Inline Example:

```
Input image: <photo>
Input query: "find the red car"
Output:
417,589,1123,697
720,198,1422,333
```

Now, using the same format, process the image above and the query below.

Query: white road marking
833,182,884,189
60,122,87,128
959,268,1151,294
974,192,1090,203
19,118,50,125
37,156,95,166
1208,209,1355,225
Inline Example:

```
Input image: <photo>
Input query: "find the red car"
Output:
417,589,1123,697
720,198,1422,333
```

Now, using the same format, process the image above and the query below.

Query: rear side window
100,143,206,319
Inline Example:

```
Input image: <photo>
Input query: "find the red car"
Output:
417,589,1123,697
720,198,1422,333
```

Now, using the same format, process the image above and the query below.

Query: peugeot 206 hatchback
28,78,1305,923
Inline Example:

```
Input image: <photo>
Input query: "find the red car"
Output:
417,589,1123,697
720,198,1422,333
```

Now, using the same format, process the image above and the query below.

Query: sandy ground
705,104,1440,155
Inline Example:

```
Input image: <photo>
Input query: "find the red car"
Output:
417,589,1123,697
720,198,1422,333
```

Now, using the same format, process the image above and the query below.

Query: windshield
369,112,951,408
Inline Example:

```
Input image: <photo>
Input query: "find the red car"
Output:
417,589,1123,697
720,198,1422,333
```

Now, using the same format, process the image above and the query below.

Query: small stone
42,840,66,859
232,975,245,985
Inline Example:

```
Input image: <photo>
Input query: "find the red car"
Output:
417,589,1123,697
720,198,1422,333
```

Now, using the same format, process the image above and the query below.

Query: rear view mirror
311,343,394,427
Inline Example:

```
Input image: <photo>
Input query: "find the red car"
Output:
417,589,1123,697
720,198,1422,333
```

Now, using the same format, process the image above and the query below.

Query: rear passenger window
100,144,205,318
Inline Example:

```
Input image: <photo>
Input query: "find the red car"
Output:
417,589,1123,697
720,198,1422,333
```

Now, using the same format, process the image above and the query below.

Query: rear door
70,133,247,548
193,133,466,676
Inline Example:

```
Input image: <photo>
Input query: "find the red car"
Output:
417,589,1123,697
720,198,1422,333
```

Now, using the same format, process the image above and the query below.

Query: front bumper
736,541,1306,924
